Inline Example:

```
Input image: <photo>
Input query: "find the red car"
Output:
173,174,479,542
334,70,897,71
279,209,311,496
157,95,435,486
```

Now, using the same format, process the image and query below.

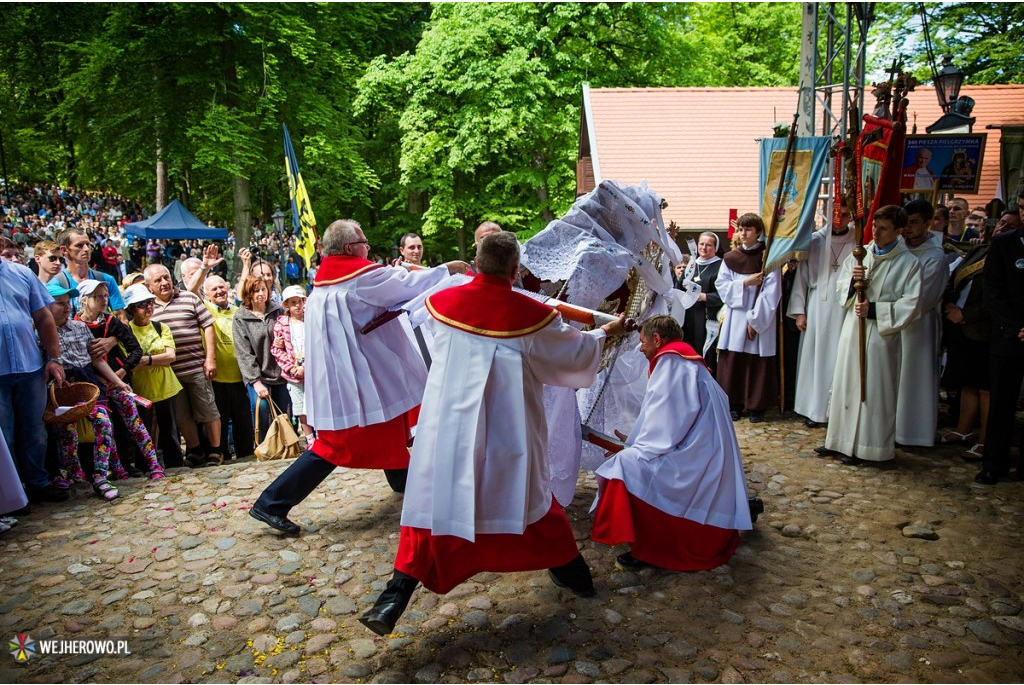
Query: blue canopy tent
124,199,228,240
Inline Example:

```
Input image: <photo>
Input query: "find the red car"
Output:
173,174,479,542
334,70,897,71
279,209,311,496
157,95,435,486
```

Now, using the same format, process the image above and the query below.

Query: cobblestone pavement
1,416,1023,683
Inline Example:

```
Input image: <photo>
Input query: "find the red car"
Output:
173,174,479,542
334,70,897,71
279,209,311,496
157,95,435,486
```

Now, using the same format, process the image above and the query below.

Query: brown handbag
254,397,304,461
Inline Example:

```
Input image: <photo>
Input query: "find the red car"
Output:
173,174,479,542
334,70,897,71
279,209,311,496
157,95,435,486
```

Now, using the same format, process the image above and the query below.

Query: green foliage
673,3,803,87
4,2,1012,261
872,2,1024,85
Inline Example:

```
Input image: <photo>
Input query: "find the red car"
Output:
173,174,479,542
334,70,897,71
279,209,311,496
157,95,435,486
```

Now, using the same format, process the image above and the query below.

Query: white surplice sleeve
747,269,782,334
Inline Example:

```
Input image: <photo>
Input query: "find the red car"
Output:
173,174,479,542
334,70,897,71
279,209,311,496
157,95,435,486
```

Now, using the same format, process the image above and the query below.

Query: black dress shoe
248,505,300,535
840,454,861,466
613,552,652,571
2,505,30,517
548,569,597,596
814,446,838,458
804,419,822,428
748,498,764,523
25,484,70,503
974,470,1001,485
748,411,764,424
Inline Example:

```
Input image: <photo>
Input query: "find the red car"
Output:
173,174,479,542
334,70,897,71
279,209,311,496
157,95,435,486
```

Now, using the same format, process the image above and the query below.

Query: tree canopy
0,2,1017,258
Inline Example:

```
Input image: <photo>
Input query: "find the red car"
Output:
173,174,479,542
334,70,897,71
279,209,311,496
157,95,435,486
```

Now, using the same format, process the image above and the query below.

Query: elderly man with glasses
249,219,469,535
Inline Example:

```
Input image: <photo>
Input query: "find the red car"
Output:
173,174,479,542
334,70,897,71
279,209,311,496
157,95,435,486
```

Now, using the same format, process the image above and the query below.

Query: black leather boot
358,571,419,636
748,497,764,523
383,468,408,493
548,554,595,597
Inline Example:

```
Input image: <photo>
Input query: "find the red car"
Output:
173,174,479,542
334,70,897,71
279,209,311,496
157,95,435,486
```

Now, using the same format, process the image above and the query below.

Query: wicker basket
43,382,99,425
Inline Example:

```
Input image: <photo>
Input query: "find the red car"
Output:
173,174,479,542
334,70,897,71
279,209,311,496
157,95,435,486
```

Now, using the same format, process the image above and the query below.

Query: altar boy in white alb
895,199,949,447
821,206,922,464
787,207,855,427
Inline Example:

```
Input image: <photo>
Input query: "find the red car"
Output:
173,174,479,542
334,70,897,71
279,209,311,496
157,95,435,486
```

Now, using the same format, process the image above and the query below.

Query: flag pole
838,102,868,403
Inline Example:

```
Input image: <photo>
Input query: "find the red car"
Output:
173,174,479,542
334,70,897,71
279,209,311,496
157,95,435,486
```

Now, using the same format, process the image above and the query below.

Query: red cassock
591,341,741,571
394,273,592,594
396,498,580,595
305,255,419,470
592,479,739,571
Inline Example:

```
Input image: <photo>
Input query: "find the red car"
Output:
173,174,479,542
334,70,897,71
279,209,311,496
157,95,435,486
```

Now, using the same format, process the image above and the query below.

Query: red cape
426,272,556,338
312,254,383,287
650,340,709,375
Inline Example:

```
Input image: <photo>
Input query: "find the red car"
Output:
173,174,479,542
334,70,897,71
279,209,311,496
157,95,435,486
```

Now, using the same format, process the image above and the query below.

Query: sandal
184,452,207,468
0,516,17,527
52,475,73,490
93,480,120,501
962,443,984,461
150,467,166,481
940,431,975,444
205,452,224,467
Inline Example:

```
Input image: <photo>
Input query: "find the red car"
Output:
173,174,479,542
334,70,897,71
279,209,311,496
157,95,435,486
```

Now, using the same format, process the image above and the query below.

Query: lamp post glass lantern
935,55,964,113
271,206,286,235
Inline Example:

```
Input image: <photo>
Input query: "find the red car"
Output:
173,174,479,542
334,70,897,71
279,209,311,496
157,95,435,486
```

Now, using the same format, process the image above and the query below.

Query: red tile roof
581,85,1024,230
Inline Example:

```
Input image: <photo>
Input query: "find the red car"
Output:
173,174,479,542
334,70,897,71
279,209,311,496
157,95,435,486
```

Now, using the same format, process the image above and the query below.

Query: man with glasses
32,240,64,285
249,220,470,535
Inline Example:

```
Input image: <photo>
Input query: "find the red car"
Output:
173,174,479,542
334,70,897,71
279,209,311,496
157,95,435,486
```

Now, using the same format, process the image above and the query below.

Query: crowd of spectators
1,182,319,530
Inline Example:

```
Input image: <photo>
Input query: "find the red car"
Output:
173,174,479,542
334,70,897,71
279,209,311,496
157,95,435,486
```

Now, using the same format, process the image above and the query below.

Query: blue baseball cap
46,280,79,298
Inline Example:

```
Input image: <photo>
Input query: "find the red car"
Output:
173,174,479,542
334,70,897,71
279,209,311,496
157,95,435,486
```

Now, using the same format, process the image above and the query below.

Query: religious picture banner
901,133,987,195
283,123,319,269
856,114,908,244
758,135,831,274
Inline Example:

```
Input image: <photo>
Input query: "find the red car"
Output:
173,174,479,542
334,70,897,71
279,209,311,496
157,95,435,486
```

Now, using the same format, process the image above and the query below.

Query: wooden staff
837,100,868,403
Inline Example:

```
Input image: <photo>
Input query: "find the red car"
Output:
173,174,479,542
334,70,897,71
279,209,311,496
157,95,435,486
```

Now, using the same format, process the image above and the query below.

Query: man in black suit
976,184,1024,485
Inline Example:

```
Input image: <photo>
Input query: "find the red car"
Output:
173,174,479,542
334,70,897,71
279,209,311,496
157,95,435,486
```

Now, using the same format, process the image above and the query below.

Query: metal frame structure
797,2,873,224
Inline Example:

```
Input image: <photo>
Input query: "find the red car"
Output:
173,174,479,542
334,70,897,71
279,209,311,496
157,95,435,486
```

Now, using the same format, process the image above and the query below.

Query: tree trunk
218,8,249,266
233,175,252,254
155,149,167,210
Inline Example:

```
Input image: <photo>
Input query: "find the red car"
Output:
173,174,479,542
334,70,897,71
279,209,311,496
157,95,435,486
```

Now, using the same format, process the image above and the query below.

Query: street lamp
934,55,964,114
271,206,286,234
927,55,974,134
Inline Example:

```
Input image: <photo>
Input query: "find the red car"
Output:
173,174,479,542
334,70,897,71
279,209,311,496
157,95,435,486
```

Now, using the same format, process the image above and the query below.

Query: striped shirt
151,290,214,377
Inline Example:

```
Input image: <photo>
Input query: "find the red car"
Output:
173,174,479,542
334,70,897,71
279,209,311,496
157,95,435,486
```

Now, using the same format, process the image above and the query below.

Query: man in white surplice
359,232,626,637
895,200,949,446
787,207,855,426
591,315,754,571
820,206,923,464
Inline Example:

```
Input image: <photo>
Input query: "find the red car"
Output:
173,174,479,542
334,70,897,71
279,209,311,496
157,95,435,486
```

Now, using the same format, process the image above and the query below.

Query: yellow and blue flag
758,135,832,273
283,123,318,268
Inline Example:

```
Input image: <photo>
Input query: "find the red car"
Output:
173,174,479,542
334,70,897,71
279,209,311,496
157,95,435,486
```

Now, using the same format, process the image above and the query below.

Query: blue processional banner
758,136,832,273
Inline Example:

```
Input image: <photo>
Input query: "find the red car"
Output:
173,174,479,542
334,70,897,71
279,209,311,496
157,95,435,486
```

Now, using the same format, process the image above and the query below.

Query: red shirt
102,244,119,266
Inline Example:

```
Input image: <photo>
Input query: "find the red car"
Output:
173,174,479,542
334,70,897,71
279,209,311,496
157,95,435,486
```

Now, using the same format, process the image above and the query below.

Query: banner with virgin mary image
759,135,832,273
